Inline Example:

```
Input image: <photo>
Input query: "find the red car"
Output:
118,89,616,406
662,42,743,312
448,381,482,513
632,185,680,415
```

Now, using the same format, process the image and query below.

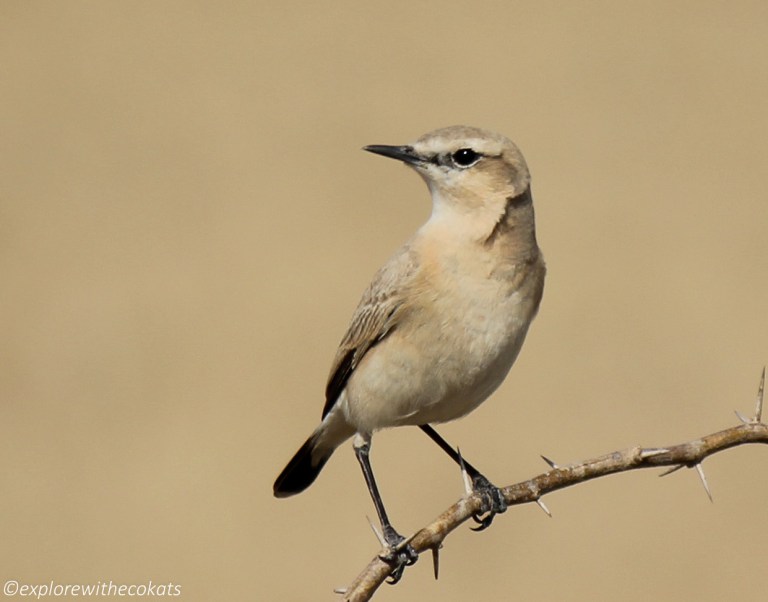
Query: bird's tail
273,414,354,497
273,434,331,497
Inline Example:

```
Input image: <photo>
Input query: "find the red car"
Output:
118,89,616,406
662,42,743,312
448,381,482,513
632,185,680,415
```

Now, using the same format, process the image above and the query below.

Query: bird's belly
343,285,533,433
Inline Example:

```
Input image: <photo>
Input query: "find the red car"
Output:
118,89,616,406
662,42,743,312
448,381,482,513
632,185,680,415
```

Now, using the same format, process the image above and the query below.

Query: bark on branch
337,372,767,602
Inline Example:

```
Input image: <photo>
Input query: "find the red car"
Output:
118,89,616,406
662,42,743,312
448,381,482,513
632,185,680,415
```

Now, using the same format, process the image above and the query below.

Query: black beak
363,144,424,166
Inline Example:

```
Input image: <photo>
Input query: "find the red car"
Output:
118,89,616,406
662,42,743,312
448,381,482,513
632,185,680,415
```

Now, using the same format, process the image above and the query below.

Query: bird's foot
378,525,418,584
469,473,507,532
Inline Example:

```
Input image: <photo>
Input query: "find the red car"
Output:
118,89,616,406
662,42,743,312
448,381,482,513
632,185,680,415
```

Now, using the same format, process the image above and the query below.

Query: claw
381,545,418,584
384,561,405,584
468,473,507,532
470,512,495,531
377,525,418,585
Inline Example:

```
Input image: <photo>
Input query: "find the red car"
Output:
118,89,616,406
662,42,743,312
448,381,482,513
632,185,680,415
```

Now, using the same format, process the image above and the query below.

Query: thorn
735,410,751,424
457,448,473,495
540,455,558,469
735,368,764,425
431,546,441,580
393,531,418,553
694,463,713,502
535,498,552,517
659,464,684,477
366,515,387,547
640,447,669,459
755,366,765,423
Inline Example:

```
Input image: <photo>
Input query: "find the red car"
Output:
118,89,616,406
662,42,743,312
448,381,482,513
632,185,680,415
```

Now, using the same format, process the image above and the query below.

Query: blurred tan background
2,1,767,600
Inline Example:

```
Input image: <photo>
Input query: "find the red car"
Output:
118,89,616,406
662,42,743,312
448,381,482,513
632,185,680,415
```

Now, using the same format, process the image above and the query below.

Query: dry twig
336,370,768,602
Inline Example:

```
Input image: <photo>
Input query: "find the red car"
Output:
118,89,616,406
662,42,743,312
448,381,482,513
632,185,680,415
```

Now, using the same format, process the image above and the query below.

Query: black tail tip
273,435,330,497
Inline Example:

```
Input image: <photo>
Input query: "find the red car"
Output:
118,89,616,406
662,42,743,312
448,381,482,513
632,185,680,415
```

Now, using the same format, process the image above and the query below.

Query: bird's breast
342,243,544,432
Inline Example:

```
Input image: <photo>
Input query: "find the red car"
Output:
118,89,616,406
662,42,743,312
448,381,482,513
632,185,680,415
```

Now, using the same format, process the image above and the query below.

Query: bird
273,125,545,580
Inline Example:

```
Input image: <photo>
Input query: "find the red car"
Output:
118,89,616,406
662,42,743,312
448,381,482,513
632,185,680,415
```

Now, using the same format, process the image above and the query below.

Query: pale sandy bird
274,125,545,577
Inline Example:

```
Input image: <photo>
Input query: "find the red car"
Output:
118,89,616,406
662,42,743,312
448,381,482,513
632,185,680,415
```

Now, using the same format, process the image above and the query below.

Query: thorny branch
337,369,767,602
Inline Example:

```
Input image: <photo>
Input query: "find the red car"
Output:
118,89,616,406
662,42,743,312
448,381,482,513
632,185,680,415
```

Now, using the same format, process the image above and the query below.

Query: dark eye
451,148,480,167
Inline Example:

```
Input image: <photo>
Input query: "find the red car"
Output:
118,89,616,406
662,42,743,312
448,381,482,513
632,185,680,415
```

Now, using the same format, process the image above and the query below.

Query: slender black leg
419,424,507,531
353,434,417,583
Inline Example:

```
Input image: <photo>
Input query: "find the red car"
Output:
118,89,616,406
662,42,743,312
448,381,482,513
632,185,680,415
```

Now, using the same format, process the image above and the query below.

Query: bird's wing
322,247,416,419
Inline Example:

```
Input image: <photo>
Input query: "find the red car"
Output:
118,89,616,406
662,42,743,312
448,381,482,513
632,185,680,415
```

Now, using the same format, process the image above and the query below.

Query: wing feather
322,247,416,418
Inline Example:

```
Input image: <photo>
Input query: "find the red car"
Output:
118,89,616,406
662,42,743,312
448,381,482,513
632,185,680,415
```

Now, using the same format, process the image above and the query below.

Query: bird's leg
353,434,417,583
419,424,507,531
